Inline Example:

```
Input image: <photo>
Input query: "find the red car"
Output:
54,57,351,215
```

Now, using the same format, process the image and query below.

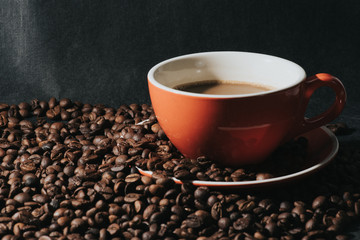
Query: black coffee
174,80,273,95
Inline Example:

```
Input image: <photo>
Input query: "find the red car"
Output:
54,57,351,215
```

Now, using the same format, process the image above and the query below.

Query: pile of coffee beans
0,98,359,240
136,133,309,181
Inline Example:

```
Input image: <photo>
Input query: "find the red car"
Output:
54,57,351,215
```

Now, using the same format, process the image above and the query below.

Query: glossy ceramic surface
148,52,345,166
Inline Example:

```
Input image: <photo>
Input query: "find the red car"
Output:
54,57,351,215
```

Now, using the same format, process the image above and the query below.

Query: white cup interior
148,51,307,98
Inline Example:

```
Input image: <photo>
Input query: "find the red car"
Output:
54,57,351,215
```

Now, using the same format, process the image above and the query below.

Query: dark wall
1,0,360,124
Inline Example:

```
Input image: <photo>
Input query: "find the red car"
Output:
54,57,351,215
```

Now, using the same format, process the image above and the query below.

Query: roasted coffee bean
174,169,192,180
106,223,120,235
143,204,157,220
211,202,223,220
124,193,141,203
57,216,71,227
148,184,165,196
238,200,256,212
185,213,203,228
256,172,274,180
14,192,31,204
46,106,61,119
0,114,8,127
22,173,38,187
194,187,210,201
48,97,58,109
142,231,156,240
279,201,292,212
149,212,163,224
125,173,141,183
61,111,71,121
218,217,231,230
305,218,317,231
59,98,72,108
233,217,251,231
265,221,279,236
32,194,49,204
0,103,10,111
151,123,161,133
312,196,327,209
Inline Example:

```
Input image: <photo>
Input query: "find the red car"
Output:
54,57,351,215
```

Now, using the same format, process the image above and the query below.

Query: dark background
1,0,360,236
2,1,359,137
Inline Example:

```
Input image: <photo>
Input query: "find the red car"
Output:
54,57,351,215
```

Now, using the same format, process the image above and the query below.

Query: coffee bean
312,196,327,209
59,98,72,108
57,216,71,227
12,210,31,223
125,173,141,183
151,123,161,133
279,201,292,212
174,169,192,180
149,184,165,196
256,173,274,180
238,200,256,212
265,221,279,236
124,193,141,203
194,187,210,201
292,205,305,216
22,173,38,187
46,106,61,119
48,97,58,109
211,202,223,220
105,223,119,235
70,218,86,232
17,228,30,238
149,212,163,224
143,204,157,220
142,231,156,240
305,218,317,232
218,217,231,230
61,111,71,121
14,192,31,204
0,103,10,111
233,217,251,231
157,129,167,140
185,213,203,228
0,114,8,127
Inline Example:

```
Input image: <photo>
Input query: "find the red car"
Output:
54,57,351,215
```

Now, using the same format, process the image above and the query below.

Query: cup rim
148,51,307,99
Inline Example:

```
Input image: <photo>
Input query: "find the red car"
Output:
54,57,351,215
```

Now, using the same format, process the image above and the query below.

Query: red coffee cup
147,52,346,167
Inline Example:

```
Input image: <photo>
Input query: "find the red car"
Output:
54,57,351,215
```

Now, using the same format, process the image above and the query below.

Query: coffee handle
287,73,346,140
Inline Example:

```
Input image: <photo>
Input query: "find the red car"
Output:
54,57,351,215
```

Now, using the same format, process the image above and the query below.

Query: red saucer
137,126,338,188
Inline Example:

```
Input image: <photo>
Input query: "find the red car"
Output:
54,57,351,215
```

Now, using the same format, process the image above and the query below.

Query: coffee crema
173,80,274,95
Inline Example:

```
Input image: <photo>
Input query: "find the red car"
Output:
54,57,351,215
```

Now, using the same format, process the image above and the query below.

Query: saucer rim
137,126,338,187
